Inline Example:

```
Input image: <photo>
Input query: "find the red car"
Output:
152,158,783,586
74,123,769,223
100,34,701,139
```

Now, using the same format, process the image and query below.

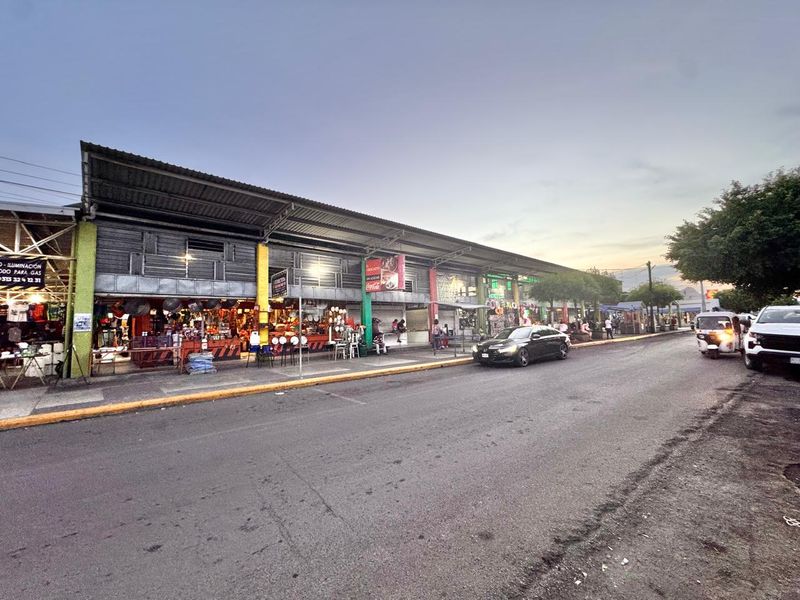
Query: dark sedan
472,325,571,367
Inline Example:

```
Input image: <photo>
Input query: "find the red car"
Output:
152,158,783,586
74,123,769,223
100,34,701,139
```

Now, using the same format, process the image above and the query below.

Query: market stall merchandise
91,297,253,374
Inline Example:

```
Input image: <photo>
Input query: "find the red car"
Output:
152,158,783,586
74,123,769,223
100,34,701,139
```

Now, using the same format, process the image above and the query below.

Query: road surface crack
502,378,755,599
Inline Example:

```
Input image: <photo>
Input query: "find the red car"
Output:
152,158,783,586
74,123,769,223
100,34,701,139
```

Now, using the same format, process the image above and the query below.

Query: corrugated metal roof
81,141,575,276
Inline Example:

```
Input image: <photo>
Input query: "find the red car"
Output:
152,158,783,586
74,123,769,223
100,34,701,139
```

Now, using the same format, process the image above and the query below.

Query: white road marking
310,387,366,405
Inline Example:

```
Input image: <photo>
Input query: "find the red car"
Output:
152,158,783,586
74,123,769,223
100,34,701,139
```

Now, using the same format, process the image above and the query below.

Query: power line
0,193,56,206
0,179,81,197
0,189,71,204
0,155,80,176
0,167,81,188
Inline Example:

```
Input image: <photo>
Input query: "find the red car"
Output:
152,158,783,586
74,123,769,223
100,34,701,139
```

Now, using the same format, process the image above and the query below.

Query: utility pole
647,261,656,333
699,280,707,312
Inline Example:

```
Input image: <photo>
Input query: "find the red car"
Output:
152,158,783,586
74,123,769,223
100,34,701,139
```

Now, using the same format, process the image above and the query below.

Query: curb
0,329,690,432
0,357,472,431
570,328,690,349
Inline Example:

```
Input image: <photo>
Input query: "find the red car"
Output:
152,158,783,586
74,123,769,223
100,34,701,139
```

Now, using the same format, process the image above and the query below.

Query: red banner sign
365,255,405,293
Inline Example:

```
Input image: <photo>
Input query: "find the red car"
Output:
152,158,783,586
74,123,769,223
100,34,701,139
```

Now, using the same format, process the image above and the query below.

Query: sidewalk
0,329,689,428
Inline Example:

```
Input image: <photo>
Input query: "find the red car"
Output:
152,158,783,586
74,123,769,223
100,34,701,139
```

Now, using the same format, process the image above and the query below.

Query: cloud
586,235,666,252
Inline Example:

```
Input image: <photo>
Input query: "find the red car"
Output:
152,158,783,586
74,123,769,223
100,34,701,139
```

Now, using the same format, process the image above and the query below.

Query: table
0,351,50,390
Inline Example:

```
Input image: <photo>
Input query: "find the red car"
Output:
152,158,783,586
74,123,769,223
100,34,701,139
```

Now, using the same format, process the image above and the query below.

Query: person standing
604,317,614,339
432,319,442,350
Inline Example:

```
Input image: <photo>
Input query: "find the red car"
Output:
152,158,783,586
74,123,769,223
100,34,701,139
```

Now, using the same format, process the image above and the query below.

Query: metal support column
256,243,270,344
476,273,487,335
361,257,373,349
428,267,438,342
69,221,97,378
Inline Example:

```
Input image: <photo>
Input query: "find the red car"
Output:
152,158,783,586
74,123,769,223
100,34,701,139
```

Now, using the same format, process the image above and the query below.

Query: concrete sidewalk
0,329,690,428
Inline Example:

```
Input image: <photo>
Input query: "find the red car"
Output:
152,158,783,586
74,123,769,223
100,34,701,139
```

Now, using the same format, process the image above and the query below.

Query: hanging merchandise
7,302,28,322
162,298,182,312
29,304,47,322
47,303,65,321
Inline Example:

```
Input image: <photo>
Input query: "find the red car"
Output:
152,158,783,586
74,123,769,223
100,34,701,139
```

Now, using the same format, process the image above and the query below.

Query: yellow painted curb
0,357,473,431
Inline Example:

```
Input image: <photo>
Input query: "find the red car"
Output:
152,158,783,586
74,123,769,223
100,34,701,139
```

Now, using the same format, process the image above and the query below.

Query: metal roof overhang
81,141,576,276
0,201,78,301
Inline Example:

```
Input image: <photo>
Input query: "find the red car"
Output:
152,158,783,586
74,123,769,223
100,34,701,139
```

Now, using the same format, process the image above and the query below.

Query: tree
715,288,759,313
627,282,682,309
529,273,571,321
666,168,800,301
530,271,621,323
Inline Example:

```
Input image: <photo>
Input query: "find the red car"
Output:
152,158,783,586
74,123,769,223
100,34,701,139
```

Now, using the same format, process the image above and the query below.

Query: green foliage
715,288,760,313
627,282,682,308
529,271,622,305
586,268,624,304
666,168,800,300
767,294,799,306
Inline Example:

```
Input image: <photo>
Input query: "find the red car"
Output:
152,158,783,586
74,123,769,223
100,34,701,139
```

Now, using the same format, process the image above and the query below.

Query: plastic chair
348,340,360,358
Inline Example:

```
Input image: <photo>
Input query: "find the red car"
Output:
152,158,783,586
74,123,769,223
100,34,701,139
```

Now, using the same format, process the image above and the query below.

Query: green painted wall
69,221,97,378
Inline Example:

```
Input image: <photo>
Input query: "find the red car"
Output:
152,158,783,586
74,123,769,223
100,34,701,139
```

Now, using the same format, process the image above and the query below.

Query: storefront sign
73,313,92,333
0,258,44,289
365,255,405,293
271,269,288,297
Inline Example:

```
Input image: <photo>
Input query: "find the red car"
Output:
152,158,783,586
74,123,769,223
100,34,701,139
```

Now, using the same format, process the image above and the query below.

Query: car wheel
515,348,530,367
557,343,569,360
743,353,762,371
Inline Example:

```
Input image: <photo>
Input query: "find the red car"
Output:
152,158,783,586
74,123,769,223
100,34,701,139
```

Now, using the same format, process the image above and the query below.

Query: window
187,237,224,254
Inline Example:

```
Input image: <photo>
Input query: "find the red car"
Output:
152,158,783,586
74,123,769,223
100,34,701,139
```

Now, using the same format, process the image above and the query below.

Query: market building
0,203,77,383
0,142,578,381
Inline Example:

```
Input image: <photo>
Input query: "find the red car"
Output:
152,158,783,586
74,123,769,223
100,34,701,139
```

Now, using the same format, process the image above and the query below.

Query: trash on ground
621,558,629,565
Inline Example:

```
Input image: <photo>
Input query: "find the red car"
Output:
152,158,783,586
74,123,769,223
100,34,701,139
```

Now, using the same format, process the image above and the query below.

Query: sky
2,0,799,286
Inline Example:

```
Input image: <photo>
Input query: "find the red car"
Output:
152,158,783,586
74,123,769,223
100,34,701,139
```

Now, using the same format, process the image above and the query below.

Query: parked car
472,325,570,367
743,305,800,371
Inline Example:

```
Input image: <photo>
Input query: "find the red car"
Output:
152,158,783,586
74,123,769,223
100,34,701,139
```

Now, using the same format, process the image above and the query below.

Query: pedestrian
391,318,399,333
604,316,614,339
558,321,568,334
432,319,442,350
441,323,449,348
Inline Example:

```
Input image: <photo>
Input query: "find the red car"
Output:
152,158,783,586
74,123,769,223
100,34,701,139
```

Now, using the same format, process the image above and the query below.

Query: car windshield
696,316,731,330
757,307,800,324
494,327,532,340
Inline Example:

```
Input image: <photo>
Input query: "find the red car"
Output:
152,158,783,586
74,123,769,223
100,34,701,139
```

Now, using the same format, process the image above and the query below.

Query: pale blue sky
2,0,799,273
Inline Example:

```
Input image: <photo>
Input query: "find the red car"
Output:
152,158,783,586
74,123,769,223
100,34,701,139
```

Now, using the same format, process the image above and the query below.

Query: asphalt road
0,334,749,599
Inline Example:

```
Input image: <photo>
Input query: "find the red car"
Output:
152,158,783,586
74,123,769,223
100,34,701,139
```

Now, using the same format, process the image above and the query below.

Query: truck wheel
744,353,762,371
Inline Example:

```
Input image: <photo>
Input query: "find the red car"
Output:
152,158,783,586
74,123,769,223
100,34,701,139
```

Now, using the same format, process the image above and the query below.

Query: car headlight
471,344,478,353
499,345,518,354
748,332,765,345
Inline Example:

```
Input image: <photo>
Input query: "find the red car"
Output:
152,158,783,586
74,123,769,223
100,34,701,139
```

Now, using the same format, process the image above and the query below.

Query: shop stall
266,298,354,352
0,297,67,379
92,297,257,373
